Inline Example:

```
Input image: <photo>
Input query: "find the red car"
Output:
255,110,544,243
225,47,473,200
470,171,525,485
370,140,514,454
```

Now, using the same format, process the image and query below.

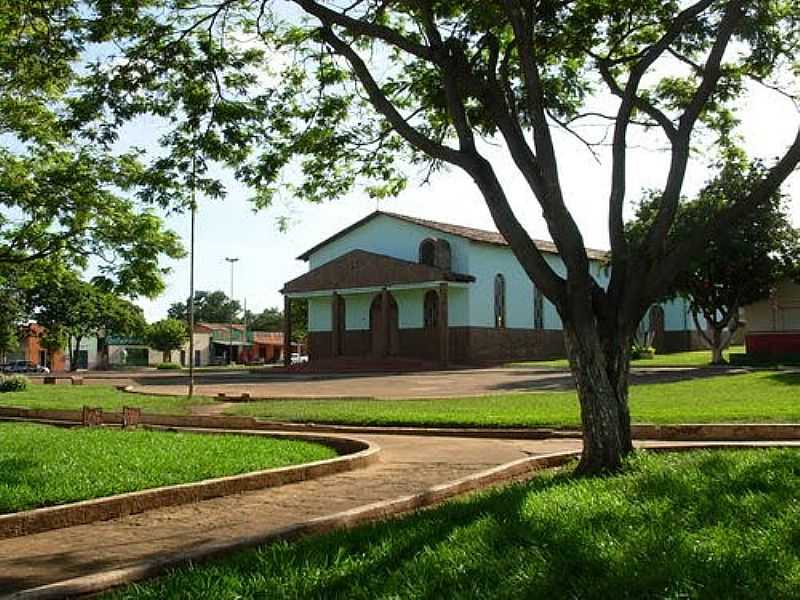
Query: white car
290,353,309,365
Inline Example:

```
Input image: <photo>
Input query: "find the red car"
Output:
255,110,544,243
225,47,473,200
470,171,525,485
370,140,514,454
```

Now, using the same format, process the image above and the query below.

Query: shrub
631,346,656,360
156,362,182,370
0,374,29,392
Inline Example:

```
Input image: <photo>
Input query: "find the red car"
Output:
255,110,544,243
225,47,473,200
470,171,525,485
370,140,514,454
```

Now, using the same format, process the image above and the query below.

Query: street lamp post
224,257,239,365
188,155,198,398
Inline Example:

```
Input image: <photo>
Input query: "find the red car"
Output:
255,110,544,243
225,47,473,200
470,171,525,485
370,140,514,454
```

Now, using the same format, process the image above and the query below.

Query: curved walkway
0,432,581,596
3,430,797,598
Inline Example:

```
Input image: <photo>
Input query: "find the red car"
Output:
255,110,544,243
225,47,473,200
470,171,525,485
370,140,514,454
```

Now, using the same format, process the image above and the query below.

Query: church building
281,211,701,366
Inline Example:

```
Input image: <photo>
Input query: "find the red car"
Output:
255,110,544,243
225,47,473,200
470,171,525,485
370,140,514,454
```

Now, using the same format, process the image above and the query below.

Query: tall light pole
188,155,198,398
224,257,239,365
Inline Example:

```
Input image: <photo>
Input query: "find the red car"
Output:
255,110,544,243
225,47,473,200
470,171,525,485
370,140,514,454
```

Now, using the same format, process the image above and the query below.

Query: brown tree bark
564,316,634,474
69,336,82,372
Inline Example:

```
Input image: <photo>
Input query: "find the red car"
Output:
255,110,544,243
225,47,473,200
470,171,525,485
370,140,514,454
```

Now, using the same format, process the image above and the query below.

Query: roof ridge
297,210,609,261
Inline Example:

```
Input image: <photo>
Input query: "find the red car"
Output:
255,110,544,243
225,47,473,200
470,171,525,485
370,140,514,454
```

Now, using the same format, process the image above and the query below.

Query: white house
281,211,702,365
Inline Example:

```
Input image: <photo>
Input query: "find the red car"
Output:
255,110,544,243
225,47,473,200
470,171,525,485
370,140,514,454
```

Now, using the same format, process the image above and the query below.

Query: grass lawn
508,345,746,368
0,423,336,513
109,448,800,599
0,384,210,414
228,371,800,428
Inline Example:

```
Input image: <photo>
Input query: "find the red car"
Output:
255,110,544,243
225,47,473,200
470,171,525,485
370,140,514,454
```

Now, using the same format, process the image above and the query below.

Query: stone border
7,442,798,600
0,424,379,540
3,404,800,442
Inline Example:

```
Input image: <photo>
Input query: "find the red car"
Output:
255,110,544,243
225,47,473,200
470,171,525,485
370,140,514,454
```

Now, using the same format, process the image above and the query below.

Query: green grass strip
507,345,746,368
0,385,208,414
229,371,800,428
0,423,336,513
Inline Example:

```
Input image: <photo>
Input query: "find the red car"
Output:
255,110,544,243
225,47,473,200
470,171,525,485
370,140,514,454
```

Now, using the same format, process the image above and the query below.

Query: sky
134,80,800,322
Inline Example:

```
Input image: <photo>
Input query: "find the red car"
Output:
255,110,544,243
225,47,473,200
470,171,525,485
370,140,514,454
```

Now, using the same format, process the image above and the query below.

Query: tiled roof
283,249,474,294
253,331,283,344
297,211,609,261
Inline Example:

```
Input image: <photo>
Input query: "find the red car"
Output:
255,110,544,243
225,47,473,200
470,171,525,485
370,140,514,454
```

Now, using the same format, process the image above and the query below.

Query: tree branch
645,0,746,254
290,0,438,63
319,27,466,167
649,126,800,300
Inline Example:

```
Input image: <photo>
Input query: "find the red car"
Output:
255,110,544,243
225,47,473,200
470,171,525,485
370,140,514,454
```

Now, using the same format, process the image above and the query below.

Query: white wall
745,280,800,332
303,213,697,334
308,285,469,332
309,214,472,274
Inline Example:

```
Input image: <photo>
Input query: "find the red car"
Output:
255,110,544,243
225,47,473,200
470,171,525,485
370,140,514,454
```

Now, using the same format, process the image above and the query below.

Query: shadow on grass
765,371,800,386
114,449,800,600
0,457,40,488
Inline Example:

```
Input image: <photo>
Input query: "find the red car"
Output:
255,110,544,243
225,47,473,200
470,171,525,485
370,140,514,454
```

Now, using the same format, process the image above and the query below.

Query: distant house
11,324,68,371
193,323,284,365
743,279,800,356
281,211,703,366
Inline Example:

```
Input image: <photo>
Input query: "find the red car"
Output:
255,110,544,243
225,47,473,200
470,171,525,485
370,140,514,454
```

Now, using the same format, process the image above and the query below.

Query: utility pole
188,155,197,398
224,257,239,365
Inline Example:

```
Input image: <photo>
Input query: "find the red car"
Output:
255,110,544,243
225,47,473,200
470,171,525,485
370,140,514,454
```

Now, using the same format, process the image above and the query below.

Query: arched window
494,274,506,328
533,284,544,330
424,290,439,329
419,238,436,266
435,239,452,271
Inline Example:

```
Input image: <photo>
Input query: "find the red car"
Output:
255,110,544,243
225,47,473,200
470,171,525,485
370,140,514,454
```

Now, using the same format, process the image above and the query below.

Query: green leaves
146,318,189,354
0,146,184,298
27,269,148,347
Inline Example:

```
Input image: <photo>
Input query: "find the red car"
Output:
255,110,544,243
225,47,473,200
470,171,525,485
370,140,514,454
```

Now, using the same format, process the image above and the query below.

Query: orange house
17,324,67,371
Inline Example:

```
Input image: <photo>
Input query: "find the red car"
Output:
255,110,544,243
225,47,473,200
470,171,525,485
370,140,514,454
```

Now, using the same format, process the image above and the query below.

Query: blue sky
133,80,800,322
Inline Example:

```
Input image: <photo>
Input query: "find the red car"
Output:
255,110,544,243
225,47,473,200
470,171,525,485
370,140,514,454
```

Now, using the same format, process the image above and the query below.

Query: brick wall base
310,326,704,365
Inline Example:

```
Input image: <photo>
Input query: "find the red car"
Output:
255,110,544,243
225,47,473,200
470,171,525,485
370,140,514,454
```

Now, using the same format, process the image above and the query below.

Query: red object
19,324,67,371
745,332,800,355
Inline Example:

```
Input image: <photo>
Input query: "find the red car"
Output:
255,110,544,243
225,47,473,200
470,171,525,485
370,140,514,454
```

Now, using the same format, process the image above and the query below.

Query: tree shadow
765,371,800,386
0,457,39,485
126,450,800,599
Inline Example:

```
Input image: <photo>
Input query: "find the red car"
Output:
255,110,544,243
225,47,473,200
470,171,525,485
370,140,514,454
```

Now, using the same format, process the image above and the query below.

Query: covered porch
281,250,473,368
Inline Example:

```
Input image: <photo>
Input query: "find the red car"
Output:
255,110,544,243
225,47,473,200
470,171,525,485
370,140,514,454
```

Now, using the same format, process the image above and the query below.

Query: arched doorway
369,292,399,356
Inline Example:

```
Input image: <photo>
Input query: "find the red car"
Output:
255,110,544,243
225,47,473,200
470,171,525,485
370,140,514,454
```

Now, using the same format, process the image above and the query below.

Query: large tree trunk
70,336,82,372
709,328,726,365
692,310,734,365
563,319,633,475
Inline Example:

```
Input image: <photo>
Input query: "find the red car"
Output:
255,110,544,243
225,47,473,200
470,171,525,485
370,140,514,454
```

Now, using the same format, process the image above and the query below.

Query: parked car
290,353,309,365
4,360,50,374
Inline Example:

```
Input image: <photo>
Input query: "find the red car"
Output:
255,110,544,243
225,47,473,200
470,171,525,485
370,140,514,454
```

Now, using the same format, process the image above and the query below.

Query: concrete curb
0,427,380,540
264,421,800,442
4,405,800,441
6,441,799,600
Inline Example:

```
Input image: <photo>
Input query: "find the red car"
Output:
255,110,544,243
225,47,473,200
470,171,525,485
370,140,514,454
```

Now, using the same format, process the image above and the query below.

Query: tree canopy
634,154,800,363
0,2,186,298
147,318,189,362
168,290,242,324
246,307,283,331
16,0,800,472
27,267,147,370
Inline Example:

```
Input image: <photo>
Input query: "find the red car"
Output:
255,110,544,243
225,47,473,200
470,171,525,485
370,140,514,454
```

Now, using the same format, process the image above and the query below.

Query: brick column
283,295,292,367
380,288,390,357
331,292,340,358
438,283,449,368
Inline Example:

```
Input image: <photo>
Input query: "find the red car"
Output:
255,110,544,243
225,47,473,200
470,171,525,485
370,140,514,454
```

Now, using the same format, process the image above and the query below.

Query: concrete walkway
0,432,582,595
120,365,748,399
